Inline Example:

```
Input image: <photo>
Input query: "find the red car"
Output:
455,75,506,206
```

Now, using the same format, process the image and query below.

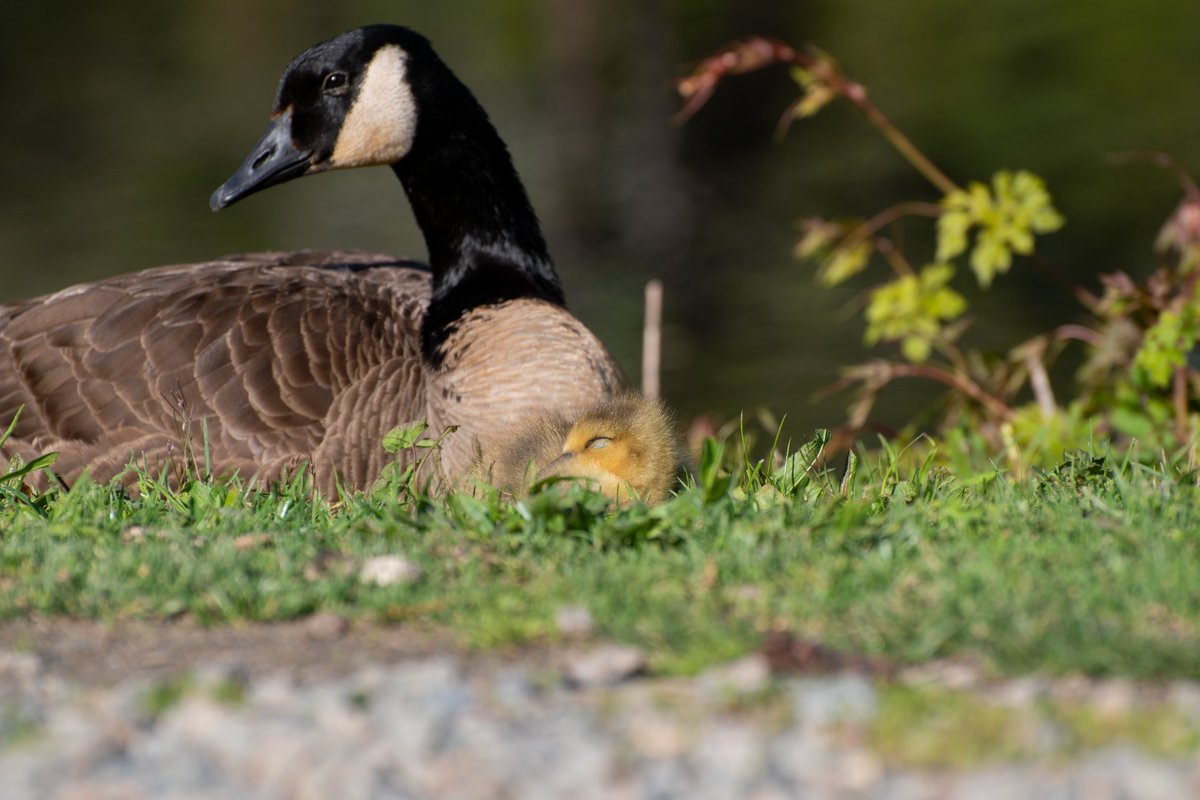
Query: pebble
699,653,771,696
553,605,595,639
562,644,647,688
358,554,423,587
791,673,878,728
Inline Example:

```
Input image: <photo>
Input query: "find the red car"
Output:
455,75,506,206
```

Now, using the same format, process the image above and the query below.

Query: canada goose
0,25,623,494
479,394,679,504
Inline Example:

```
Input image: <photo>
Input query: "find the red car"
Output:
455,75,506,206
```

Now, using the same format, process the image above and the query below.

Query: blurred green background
3,1,1198,436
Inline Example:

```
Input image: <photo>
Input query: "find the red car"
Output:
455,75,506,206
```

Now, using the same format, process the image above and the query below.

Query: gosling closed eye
586,437,611,450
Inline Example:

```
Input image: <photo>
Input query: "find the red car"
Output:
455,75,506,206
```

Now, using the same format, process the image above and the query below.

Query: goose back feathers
0,26,624,494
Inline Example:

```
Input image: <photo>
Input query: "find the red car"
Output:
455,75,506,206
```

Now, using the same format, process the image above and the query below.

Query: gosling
478,394,679,504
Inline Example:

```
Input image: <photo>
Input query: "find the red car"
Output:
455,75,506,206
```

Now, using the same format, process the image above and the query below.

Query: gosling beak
210,109,313,211
537,452,575,481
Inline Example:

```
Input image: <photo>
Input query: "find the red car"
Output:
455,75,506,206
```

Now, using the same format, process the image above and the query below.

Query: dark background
3,1,1198,437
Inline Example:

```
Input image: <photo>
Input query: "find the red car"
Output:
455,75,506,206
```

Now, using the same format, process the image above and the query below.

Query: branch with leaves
678,37,1200,465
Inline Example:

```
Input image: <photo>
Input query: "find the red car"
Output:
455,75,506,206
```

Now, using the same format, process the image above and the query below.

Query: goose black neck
392,70,565,363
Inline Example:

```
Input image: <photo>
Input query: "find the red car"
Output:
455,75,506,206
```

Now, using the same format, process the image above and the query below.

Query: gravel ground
2,620,1199,799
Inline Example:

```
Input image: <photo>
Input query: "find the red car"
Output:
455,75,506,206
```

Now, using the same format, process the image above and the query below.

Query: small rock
835,748,884,792
358,555,423,587
1166,681,1200,723
1050,673,1093,704
0,650,42,681
489,668,538,709
564,644,647,688
988,675,1051,710
554,605,595,639
900,656,985,691
742,788,793,800
305,612,350,640
691,722,764,787
1091,677,1137,720
791,674,878,728
628,716,686,758
700,654,771,696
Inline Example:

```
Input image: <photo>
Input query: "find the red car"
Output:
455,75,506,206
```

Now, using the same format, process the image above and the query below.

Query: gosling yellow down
479,394,679,504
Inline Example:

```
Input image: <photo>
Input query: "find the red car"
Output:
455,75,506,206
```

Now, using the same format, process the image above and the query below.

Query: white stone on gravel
358,554,423,587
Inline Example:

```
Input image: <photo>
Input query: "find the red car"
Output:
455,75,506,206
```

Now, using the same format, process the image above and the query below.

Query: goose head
209,24,564,361
538,396,679,504
211,25,436,210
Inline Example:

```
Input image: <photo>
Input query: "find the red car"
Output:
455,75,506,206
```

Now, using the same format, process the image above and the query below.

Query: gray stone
563,644,647,688
698,653,772,697
789,673,878,729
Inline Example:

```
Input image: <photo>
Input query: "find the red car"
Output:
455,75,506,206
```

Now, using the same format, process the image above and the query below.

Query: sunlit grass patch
2,432,1200,681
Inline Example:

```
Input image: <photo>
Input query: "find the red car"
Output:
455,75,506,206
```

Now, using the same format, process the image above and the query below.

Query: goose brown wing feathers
0,252,432,488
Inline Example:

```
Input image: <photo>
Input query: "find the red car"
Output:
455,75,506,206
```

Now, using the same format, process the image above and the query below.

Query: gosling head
538,395,679,504
211,25,460,210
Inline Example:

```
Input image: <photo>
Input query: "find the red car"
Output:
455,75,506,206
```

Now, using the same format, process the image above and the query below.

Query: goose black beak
210,110,313,211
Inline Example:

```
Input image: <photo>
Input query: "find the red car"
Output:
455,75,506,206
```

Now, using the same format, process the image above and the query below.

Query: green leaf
936,208,971,262
937,170,1064,289
0,406,23,449
901,335,933,362
793,217,842,261
382,421,429,453
698,437,732,503
839,449,858,497
1132,309,1197,389
818,239,872,286
1011,171,1066,234
797,84,836,118
865,265,966,362
1110,405,1155,439
970,228,1013,288
771,429,829,495
790,66,815,89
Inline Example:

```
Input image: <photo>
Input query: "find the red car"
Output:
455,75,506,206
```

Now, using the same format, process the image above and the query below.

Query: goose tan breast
425,298,626,473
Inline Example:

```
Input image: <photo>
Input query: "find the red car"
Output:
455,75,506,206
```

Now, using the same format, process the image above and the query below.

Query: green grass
2,437,1200,679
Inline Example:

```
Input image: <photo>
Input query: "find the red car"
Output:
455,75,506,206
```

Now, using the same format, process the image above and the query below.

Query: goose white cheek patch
330,45,418,168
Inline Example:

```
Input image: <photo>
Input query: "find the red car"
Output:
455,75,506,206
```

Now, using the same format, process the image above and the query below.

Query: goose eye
586,436,612,450
322,71,349,95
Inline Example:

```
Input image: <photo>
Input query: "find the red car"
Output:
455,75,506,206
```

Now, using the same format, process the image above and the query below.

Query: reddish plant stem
849,201,944,250
840,360,1013,423
1052,324,1104,347
834,79,960,196
888,362,1013,421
